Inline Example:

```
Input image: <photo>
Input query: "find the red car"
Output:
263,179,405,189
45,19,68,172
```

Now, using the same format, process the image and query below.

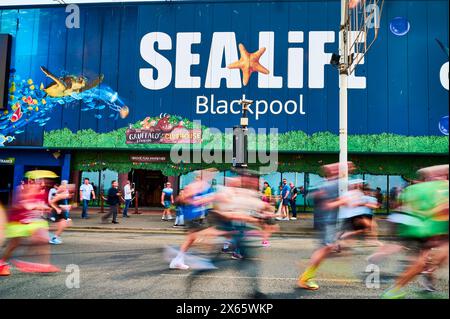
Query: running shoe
231,252,243,260
290,217,297,220
419,272,436,292
188,256,217,270
381,287,406,299
49,217,56,222
49,236,63,245
262,240,270,247
169,260,190,270
221,247,233,254
0,263,10,276
11,260,60,273
298,278,320,290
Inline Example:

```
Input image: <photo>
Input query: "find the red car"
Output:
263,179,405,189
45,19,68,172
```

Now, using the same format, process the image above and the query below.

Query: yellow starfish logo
227,43,270,86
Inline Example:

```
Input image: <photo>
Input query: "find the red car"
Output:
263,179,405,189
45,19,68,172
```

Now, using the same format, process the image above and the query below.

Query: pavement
0,232,448,299
64,207,393,237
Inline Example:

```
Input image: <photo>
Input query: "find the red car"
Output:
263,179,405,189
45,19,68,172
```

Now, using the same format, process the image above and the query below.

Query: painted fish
14,130,24,134
25,96,33,104
94,114,102,119
10,107,22,123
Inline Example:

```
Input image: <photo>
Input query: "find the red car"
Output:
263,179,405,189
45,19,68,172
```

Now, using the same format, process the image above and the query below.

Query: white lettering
288,31,304,88
140,32,172,90
175,32,201,88
258,32,283,88
309,31,334,88
205,32,241,88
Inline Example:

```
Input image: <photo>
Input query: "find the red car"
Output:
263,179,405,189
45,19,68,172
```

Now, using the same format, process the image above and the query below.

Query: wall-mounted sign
0,157,15,165
126,128,202,144
126,115,202,144
129,155,167,163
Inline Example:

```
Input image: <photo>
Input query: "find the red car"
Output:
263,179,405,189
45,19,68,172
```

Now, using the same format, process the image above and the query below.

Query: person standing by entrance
161,182,174,221
102,180,120,224
122,180,134,218
289,182,298,220
79,178,95,219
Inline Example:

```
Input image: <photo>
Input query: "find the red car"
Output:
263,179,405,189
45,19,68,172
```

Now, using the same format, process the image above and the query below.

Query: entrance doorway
0,164,14,205
130,170,167,207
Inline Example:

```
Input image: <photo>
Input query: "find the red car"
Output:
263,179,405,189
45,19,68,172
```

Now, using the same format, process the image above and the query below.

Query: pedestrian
262,181,272,203
336,180,380,245
161,182,174,221
59,180,71,220
380,165,449,298
48,184,74,245
79,178,95,219
47,183,59,222
122,180,134,218
102,180,120,224
173,189,185,228
276,178,290,221
91,182,98,205
289,182,298,220
297,162,354,290
375,187,383,206
0,183,60,276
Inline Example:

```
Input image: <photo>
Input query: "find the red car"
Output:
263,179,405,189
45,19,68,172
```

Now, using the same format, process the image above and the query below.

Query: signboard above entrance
130,155,166,163
0,157,15,165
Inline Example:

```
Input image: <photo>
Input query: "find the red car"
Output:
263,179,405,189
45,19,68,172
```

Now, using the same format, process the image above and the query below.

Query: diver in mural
40,66,104,98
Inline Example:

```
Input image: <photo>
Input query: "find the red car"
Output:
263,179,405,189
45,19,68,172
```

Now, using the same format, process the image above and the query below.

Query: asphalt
0,232,448,299
63,207,393,237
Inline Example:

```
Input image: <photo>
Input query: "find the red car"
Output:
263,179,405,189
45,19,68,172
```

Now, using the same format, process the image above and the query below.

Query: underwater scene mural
0,67,129,146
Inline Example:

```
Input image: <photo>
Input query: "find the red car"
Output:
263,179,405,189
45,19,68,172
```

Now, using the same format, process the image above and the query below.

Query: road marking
161,273,363,283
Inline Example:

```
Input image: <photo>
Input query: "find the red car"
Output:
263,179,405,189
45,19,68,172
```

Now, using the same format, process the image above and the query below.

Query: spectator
389,186,401,209
91,182,97,205
173,189,185,228
161,182,174,221
375,187,383,206
79,178,95,219
276,178,291,221
102,180,120,224
122,180,134,218
289,182,298,220
262,181,272,203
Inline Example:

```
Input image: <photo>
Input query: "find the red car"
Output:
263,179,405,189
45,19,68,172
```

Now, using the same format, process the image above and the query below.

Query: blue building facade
0,0,448,206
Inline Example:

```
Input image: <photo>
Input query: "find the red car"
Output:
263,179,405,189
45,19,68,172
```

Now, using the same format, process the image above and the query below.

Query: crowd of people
0,163,448,299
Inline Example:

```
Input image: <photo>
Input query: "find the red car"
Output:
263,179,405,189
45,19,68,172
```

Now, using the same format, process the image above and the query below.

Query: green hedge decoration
44,122,448,154
73,151,448,179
